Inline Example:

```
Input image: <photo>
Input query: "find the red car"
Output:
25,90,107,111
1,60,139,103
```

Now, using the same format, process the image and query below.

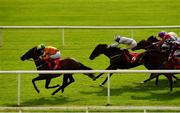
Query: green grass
0,0,180,108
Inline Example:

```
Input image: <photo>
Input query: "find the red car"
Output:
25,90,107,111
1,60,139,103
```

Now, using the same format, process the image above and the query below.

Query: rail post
62,28,64,48
17,73,21,106
107,73,111,106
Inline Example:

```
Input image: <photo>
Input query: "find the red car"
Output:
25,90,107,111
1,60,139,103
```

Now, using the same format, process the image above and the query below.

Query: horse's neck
103,48,122,58
33,58,45,70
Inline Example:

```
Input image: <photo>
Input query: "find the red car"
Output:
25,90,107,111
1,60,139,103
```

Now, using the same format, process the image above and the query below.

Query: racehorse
89,44,143,86
131,35,159,51
89,44,174,91
132,36,179,85
20,46,96,95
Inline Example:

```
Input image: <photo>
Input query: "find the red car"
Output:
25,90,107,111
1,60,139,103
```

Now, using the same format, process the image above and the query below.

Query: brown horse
20,46,96,95
89,44,143,86
89,44,174,91
132,36,179,85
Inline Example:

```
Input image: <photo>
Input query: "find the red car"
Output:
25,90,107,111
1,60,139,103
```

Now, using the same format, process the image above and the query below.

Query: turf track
0,0,180,107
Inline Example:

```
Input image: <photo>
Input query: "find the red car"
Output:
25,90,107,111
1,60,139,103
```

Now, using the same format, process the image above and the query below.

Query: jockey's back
44,46,59,55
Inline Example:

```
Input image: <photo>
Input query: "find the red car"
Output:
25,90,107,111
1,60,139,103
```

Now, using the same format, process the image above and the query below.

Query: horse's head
132,36,159,51
147,35,159,42
89,44,108,60
20,47,43,61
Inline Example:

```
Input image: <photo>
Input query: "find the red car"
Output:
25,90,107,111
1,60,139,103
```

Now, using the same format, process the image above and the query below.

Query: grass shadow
4,96,80,107
80,79,180,101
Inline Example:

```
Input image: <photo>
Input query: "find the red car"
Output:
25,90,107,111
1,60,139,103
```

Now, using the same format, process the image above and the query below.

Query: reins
110,54,122,59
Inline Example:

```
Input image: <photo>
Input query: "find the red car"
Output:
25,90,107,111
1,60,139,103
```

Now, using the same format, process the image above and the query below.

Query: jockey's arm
110,42,119,47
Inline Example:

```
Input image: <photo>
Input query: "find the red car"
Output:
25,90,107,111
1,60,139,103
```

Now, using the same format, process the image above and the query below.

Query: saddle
123,50,140,63
45,59,61,70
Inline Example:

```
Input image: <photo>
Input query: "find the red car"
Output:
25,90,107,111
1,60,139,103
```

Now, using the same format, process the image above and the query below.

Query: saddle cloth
46,59,61,70
124,52,140,63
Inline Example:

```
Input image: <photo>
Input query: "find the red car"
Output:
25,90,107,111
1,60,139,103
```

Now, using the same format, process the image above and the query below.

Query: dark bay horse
89,44,174,91
132,35,159,51
132,36,179,85
89,44,143,86
20,46,96,95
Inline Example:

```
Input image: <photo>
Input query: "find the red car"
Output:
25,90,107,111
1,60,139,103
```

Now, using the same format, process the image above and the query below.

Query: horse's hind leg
45,78,60,89
100,73,113,87
142,73,159,84
172,75,180,83
164,74,173,92
52,74,75,95
60,74,75,93
96,65,114,80
79,63,96,80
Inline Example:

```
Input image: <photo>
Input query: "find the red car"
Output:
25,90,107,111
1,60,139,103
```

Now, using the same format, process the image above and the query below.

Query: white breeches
130,40,137,49
50,51,61,59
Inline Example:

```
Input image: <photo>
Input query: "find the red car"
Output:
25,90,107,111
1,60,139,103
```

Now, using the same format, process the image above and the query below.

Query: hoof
51,92,56,95
99,84,104,87
92,77,96,81
36,90,40,93
56,84,60,87
61,88,64,93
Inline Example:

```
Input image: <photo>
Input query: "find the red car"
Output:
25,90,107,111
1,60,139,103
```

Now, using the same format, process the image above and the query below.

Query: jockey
157,31,178,52
37,44,61,70
110,35,138,63
110,35,137,50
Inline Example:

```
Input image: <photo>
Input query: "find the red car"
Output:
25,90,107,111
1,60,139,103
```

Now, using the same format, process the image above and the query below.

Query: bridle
26,48,46,69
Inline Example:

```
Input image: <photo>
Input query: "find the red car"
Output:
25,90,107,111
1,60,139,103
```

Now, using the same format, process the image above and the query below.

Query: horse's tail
79,63,96,80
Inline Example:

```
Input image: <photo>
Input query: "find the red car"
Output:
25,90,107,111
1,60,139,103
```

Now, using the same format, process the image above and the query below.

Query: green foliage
0,0,180,108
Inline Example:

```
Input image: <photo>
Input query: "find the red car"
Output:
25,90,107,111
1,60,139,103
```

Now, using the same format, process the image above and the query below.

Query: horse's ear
149,35,154,39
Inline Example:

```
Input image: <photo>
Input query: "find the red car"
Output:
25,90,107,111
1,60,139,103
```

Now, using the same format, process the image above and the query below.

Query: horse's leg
100,73,113,87
96,65,114,80
95,73,104,79
79,63,96,80
154,74,179,85
155,75,159,86
172,74,180,83
52,74,75,95
60,74,75,93
32,76,46,93
142,73,159,84
164,74,173,92
45,78,60,89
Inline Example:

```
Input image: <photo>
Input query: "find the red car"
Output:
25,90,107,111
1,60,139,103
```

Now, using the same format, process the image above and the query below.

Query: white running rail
0,25,180,47
0,70,180,105
0,70,180,112
0,25,180,29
